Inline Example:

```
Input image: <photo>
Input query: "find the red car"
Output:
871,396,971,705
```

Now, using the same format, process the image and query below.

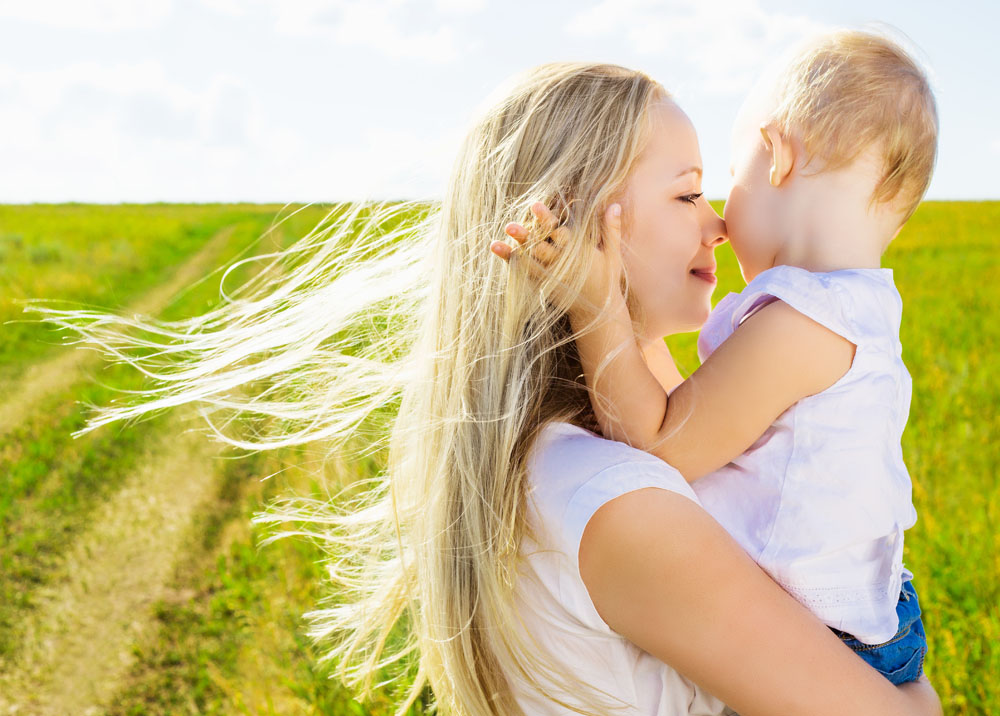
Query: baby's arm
574,294,855,480
639,336,685,395
494,202,855,481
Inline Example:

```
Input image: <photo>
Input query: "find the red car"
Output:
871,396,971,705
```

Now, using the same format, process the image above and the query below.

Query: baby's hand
490,201,625,320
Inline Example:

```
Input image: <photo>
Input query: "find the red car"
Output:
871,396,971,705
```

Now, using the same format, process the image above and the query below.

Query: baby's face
723,90,786,283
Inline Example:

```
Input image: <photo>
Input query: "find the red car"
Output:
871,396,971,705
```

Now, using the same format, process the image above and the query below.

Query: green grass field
0,202,996,714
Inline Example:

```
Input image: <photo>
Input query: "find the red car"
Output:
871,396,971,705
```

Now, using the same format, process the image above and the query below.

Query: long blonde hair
27,62,667,714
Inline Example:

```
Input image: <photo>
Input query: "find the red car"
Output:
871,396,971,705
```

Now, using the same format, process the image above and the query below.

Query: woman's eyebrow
675,166,703,178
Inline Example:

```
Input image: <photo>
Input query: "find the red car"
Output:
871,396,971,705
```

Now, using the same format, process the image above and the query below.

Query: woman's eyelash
679,192,704,205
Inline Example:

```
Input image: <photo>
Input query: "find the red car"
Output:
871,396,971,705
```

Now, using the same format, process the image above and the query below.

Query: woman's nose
701,201,727,247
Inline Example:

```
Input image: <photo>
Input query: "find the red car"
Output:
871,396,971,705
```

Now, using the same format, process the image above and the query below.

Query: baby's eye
679,193,704,205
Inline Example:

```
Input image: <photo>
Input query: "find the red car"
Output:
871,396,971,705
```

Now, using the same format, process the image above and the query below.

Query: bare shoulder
724,297,857,395
579,486,730,622
739,298,855,346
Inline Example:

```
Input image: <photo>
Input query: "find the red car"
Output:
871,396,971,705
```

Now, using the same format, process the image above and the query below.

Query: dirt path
0,224,291,715
0,411,225,715
0,224,237,438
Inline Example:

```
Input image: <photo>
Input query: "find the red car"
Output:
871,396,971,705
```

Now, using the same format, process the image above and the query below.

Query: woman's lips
690,269,717,285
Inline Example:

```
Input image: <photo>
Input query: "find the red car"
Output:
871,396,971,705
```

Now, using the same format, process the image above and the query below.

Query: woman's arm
578,487,941,716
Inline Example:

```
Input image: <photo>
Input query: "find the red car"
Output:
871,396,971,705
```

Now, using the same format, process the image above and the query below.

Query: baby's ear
760,123,794,187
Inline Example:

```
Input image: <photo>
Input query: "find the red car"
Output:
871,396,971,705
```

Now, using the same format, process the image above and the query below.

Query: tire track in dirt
0,224,237,438
0,410,224,715
0,224,288,715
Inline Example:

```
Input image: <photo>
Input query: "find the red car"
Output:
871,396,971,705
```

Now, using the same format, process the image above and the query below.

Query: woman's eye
679,192,704,205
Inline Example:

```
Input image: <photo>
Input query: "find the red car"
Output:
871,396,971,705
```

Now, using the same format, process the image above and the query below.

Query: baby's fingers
490,240,514,262
531,231,564,265
492,200,569,273
509,245,551,283
504,218,567,266
503,221,529,245
489,237,548,278
492,222,532,264
530,201,560,238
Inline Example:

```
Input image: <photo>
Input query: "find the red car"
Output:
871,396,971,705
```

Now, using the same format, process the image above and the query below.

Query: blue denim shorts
829,579,927,685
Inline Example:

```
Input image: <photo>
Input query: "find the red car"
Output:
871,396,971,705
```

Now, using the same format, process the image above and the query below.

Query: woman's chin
658,307,711,336
678,318,709,334
687,304,713,333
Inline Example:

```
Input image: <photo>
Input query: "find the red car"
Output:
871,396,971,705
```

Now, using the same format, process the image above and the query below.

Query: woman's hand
490,201,626,321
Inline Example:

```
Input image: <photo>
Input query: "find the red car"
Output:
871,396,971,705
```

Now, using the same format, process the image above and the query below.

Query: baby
496,29,938,684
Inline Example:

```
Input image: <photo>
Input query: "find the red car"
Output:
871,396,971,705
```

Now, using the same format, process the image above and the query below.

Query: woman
490,93,941,715
33,63,942,714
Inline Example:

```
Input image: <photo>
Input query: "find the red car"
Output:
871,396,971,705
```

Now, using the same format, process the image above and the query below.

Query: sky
0,0,997,203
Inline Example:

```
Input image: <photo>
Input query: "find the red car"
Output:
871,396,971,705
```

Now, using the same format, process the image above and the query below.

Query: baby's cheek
725,195,760,252
723,186,745,224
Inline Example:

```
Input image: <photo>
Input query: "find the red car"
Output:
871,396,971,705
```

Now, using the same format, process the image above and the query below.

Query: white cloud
0,61,283,201
272,0,466,64
297,124,465,202
0,61,259,149
196,0,246,16
0,58,462,202
567,0,829,95
0,0,172,31
0,61,198,152
198,78,260,147
434,0,487,14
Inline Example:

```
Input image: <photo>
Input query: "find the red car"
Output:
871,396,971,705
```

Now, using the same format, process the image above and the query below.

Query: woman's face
616,98,727,339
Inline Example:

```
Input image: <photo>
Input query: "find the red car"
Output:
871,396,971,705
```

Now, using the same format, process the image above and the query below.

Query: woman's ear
759,123,794,187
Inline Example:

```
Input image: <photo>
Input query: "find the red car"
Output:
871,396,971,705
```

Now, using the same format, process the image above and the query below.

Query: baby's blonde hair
769,28,938,224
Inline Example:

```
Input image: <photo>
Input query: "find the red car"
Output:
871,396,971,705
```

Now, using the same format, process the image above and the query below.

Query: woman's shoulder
528,421,695,499
526,421,700,565
514,423,733,716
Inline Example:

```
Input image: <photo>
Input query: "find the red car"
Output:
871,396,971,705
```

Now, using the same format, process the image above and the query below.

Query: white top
510,420,735,716
693,264,917,644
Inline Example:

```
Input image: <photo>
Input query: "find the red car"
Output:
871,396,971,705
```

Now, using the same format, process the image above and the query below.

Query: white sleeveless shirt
693,264,917,644
511,421,735,715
